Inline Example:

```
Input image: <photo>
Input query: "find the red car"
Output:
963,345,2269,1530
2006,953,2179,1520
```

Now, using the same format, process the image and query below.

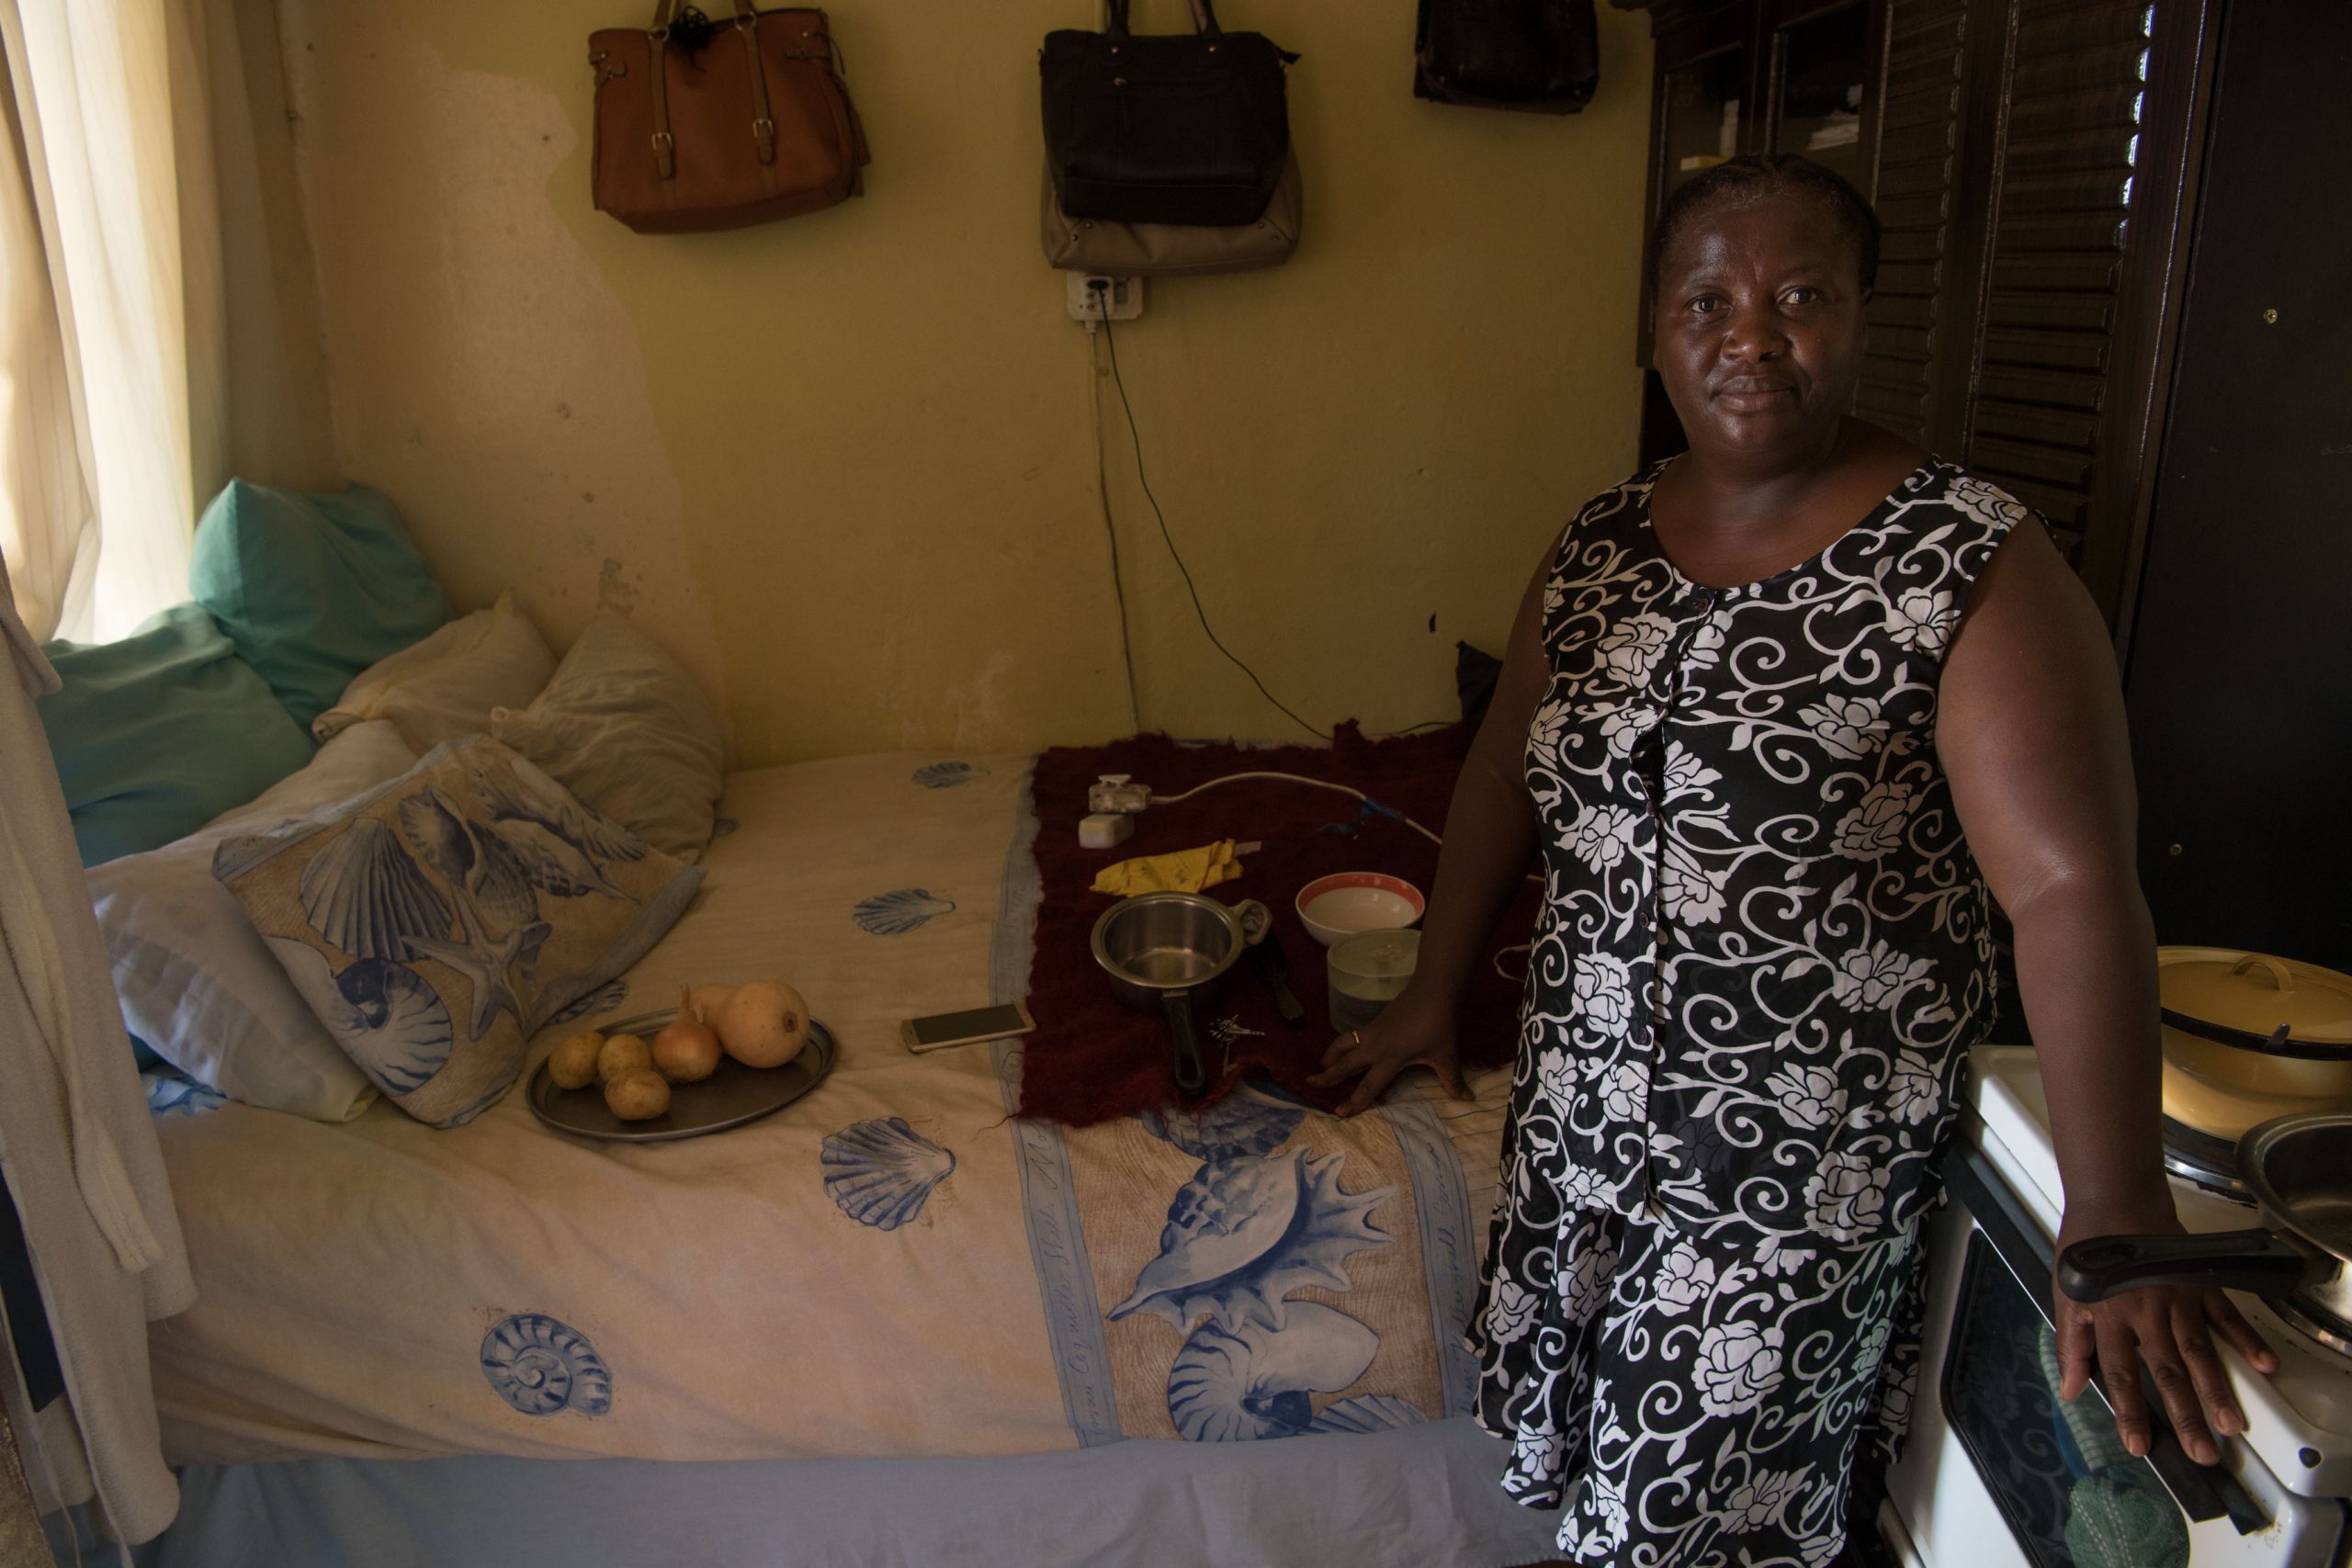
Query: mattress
146,751,1516,1471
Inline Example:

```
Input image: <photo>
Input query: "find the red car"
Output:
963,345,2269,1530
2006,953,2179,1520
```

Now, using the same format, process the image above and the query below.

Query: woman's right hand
1308,988,1473,1117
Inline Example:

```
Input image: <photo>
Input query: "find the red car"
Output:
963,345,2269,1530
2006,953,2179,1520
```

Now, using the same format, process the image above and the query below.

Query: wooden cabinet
1620,0,2222,630
2123,0,2352,967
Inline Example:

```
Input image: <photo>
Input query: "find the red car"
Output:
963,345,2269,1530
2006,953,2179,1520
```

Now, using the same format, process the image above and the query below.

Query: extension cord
1081,770,1445,847
1089,773,1152,814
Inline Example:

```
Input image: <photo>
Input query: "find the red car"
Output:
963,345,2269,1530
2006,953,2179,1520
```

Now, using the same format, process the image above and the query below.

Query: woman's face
1652,193,1868,468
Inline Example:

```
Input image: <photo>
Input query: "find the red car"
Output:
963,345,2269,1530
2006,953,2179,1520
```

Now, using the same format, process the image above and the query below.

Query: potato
548,1031,605,1089
597,1033,652,1083
603,1067,671,1122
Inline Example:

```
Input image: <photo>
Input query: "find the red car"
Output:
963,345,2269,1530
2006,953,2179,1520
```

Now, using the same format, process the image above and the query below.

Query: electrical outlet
1066,274,1144,323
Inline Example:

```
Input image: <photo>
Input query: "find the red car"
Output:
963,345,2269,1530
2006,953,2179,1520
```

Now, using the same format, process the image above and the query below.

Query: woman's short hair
1646,153,1882,294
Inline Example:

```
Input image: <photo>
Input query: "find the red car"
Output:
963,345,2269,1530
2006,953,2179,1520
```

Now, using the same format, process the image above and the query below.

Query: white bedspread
148,752,1512,1468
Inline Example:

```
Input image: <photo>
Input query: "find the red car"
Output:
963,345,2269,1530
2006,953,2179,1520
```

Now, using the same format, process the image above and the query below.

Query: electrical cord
1091,285,1330,741
1080,295,1538,979
1080,283,1455,742
1143,761,1546,931
1085,325,1145,734
1149,769,1444,844
1147,768,1538,976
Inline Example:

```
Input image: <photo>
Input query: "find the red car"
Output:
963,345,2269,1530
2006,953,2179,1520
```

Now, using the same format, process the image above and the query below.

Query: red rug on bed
1016,723,1538,1126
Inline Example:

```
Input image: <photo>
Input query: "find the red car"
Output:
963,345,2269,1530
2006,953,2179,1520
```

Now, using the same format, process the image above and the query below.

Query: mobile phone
900,1001,1036,1054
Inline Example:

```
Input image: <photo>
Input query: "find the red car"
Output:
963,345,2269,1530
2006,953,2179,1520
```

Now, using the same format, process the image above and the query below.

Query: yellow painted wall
278,0,1652,765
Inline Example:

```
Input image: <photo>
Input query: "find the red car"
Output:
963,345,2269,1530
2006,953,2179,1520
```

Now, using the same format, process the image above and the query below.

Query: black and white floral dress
1470,458,2030,1565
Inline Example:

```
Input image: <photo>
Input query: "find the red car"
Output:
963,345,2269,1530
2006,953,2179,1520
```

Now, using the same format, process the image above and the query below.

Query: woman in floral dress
1313,154,2276,1564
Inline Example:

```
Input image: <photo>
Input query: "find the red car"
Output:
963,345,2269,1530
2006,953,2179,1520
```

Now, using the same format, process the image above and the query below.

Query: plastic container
1328,930,1421,1034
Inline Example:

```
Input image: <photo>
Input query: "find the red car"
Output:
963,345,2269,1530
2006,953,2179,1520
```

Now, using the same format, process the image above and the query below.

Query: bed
115,750,1557,1567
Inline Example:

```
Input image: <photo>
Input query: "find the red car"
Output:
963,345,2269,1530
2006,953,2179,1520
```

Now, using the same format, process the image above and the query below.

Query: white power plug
1067,274,1144,323
1079,812,1136,850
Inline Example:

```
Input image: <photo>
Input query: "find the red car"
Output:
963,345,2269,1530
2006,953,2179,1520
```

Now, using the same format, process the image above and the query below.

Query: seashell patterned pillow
212,735,705,1127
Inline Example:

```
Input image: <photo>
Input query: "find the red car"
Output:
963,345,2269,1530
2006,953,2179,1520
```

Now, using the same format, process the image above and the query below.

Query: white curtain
0,0,334,646
0,51,96,643
0,552,194,1546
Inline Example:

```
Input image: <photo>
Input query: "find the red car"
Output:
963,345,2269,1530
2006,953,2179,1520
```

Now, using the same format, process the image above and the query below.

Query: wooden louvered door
1951,0,2154,568
1852,0,1973,450
1849,0,2221,626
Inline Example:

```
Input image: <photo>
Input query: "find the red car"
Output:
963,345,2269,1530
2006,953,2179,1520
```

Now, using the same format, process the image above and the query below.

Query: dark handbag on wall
1040,0,1297,228
1414,0,1599,115
588,0,869,234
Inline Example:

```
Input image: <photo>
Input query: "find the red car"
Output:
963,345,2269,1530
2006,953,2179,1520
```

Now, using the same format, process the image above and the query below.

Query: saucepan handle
2058,1228,2324,1303
1163,993,1208,1100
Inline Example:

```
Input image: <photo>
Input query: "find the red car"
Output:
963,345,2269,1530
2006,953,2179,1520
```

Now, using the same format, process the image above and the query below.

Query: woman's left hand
2052,1202,2280,1467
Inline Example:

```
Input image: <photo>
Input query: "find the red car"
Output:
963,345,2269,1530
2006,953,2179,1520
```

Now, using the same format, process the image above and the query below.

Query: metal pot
2157,946,2352,1140
1091,893,1243,1100
2058,1111,2352,1342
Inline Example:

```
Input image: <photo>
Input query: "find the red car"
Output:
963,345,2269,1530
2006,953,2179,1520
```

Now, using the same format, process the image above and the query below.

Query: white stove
1880,1045,2352,1568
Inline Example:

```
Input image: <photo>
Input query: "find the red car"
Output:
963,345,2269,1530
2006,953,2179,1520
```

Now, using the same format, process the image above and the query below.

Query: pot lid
2158,946,2352,1048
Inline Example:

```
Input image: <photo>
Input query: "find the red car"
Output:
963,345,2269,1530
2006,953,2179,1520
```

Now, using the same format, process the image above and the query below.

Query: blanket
146,752,1516,1466
1017,726,1539,1125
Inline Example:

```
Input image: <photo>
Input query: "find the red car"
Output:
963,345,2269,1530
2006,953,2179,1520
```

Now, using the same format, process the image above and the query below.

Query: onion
652,988,724,1083
715,980,809,1068
684,982,738,1026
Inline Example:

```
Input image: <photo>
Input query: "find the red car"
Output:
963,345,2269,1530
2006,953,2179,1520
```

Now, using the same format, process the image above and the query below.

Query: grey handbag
1040,148,1302,274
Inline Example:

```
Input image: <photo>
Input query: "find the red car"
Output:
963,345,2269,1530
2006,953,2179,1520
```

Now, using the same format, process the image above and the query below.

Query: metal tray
525,1009,837,1143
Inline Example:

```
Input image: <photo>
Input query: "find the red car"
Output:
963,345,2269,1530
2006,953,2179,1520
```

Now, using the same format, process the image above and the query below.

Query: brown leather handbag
588,1,868,234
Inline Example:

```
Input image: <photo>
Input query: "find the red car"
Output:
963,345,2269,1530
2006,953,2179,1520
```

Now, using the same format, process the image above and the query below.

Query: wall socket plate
1066,274,1144,322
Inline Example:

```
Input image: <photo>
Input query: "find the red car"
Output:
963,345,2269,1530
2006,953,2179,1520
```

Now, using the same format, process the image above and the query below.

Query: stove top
2160,1114,2255,1201
1967,1045,2352,1499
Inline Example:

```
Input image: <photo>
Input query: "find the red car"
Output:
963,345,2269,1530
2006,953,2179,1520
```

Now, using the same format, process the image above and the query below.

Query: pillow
491,614,729,862
87,720,421,1121
312,591,556,753
189,479,453,729
39,603,316,866
214,736,704,1127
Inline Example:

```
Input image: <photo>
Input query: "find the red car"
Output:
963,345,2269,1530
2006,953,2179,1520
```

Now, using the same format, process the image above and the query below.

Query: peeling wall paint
278,0,1651,765
279,0,727,707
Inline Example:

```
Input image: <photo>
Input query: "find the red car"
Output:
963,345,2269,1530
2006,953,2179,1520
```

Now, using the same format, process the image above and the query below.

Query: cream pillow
490,614,728,861
312,590,556,753
88,720,420,1121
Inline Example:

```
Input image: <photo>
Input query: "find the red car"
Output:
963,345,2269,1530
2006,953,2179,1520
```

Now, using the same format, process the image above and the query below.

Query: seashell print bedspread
145,752,1513,1465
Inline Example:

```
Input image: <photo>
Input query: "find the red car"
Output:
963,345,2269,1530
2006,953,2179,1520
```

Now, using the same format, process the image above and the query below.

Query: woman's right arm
1311,541,1555,1114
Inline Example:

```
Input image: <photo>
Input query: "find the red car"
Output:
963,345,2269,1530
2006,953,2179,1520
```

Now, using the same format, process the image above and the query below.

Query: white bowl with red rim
1295,872,1426,948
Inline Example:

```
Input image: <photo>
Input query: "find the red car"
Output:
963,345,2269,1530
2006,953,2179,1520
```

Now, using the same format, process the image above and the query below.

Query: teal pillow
38,604,316,866
189,480,453,729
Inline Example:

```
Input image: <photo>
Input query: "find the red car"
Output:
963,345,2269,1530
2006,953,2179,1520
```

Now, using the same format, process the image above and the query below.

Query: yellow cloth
1091,840,1245,897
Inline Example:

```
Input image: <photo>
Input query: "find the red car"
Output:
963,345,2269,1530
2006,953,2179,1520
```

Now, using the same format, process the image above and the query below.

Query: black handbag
1413,0,1598,115
1041,0,1296,227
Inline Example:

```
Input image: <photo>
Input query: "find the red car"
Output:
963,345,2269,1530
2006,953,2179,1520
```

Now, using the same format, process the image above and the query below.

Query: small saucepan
1091,893,1244,1100
2058,1111,2352,1339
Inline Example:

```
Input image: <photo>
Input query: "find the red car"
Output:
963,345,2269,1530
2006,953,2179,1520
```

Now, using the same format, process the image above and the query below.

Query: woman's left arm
1939,517,2277,1468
